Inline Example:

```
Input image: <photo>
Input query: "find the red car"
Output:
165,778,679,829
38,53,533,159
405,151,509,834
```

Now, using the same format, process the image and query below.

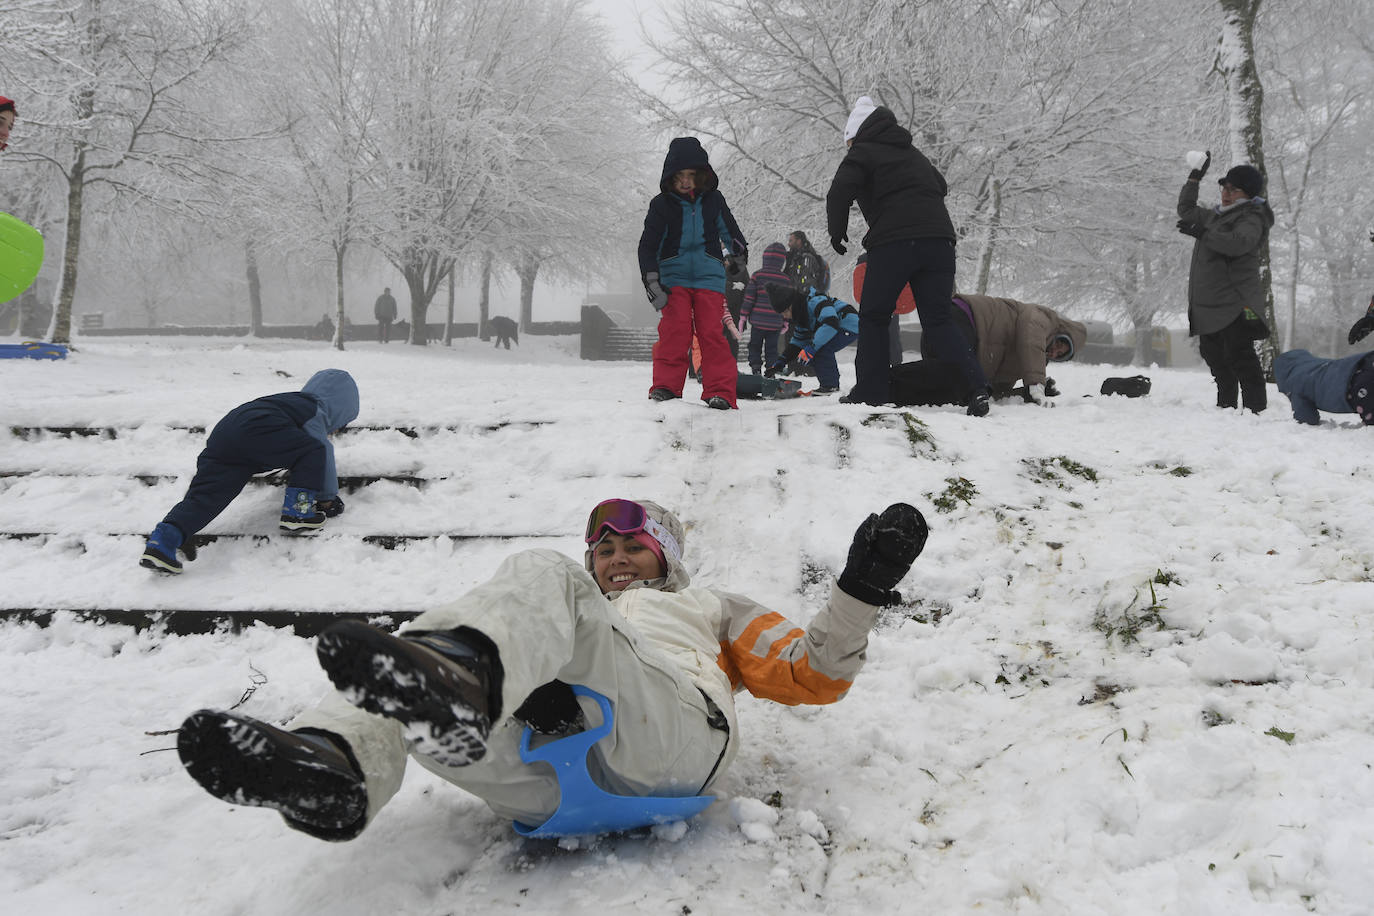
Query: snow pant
808,329,859,389
377,319,391,343
1198,316,1267,412
889,359,972,407
652,287,738,407
288,550,734,831
746,326,781,374
161,403,325,539
853,238,987,405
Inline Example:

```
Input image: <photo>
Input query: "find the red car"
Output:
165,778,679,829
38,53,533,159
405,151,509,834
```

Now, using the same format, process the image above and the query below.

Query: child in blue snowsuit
1274,349,1374,426
140,369,360,573
763,283,860,394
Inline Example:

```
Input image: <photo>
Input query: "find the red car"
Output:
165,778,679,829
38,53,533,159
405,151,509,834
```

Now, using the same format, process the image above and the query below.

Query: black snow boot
177,710,367,841
315,620,501,768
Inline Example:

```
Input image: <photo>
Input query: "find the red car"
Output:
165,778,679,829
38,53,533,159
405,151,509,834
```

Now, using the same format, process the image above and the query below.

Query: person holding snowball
1176,151,1274,414
175,498,928,840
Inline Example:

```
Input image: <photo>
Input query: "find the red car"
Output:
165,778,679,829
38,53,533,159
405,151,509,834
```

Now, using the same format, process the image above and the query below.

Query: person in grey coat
1274,349,1374,426
1176,154,1275,413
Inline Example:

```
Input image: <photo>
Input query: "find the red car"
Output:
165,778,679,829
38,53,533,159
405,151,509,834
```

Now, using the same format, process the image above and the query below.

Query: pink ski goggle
584,499,682,562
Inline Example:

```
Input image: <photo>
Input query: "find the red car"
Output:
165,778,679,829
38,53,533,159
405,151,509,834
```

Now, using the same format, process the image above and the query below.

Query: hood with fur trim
583,499,690,593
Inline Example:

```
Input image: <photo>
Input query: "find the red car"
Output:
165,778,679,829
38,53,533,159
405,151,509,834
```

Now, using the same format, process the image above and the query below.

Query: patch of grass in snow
860,411,937,456
927,476,977,513
877,599,952,629
1092,576,1173,647
1022,456,1099,488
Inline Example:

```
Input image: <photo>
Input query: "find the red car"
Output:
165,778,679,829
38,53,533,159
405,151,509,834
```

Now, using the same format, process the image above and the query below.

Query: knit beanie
765,282,801,314
843,96,878,142
1218,164,1264,199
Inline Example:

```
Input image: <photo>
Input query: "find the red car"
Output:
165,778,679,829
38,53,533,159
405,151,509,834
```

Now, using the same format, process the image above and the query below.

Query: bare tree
491,0,643,330
0,0,252,344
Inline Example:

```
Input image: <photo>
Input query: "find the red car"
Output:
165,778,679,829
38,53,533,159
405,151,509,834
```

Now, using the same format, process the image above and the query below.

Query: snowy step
6,421,554,441
0,607,422,636
0,470,432,491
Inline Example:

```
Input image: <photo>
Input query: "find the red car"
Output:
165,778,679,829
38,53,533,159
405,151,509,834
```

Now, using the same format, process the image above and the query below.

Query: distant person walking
374,287,398,343
826,97,989,414
1176,152,1273,414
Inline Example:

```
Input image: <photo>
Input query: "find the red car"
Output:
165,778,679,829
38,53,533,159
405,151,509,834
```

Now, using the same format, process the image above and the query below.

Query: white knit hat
843,96,878,142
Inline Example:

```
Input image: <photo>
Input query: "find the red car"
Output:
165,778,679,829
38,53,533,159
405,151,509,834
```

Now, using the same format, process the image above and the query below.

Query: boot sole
315,621,490,768
139,548,182,574
177,710,366,832
279,518,325,534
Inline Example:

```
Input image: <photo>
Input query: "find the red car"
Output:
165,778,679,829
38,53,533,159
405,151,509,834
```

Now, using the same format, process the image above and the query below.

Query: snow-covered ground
2,333,1372,915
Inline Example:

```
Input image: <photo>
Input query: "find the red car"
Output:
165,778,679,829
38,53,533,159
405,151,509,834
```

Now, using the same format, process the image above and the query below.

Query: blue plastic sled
0,341,67,360
512,685,715,838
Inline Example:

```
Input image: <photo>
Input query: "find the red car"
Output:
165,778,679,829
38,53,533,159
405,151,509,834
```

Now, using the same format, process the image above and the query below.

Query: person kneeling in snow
139,368,359,574
763,283,861,395
1274,348,1374,426
175,498,927,840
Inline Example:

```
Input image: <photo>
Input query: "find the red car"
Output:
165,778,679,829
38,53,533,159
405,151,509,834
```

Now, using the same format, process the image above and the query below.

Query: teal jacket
637,137,746,294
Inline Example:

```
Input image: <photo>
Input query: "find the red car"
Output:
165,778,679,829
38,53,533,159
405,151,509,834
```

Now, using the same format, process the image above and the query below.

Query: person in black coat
826,97,990,415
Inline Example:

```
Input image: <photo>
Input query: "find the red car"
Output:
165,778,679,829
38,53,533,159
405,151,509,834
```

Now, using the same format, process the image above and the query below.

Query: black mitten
1176,219,1205,238
837,503,929,606
319,496,346,518
1349,300,1374,345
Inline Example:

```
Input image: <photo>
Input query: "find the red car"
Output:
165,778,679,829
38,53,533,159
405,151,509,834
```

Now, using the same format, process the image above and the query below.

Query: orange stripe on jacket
715,612,853,706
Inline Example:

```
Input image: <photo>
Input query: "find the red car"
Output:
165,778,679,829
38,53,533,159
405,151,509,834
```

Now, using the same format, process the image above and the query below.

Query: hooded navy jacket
637,137,747,294
1274,349,1367,425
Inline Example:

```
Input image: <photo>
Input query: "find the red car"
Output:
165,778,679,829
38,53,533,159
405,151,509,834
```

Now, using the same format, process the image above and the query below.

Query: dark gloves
1348,300,1374,345
1187,150,1211,182
1176,219,1205,239
837,503,929,607
764,358,786,378
831,234,848,256
318,496,345,518
182,540,198,562
1043,377,1060,398
643,272,669,311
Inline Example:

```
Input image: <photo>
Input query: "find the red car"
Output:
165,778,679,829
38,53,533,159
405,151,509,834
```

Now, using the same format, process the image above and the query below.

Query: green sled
0,212,44,304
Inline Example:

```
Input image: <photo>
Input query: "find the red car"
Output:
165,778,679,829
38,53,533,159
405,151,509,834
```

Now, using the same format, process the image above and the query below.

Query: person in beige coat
176,498,927,840
950,294,1087,404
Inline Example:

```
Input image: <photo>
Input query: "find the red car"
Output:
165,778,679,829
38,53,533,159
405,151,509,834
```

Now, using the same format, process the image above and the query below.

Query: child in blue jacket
638,137,747,409
763,283,861,394
1274,349,1374,426
140,368,360,573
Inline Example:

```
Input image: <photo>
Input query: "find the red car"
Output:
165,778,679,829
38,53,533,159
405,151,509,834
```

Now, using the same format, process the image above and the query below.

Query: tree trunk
332,243,346,351
478,251,492,339
1217,0,1275,375
246,239,264,337
517,254,539,330
46,155,85,345
444,265,455,346
973,178,1001,296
